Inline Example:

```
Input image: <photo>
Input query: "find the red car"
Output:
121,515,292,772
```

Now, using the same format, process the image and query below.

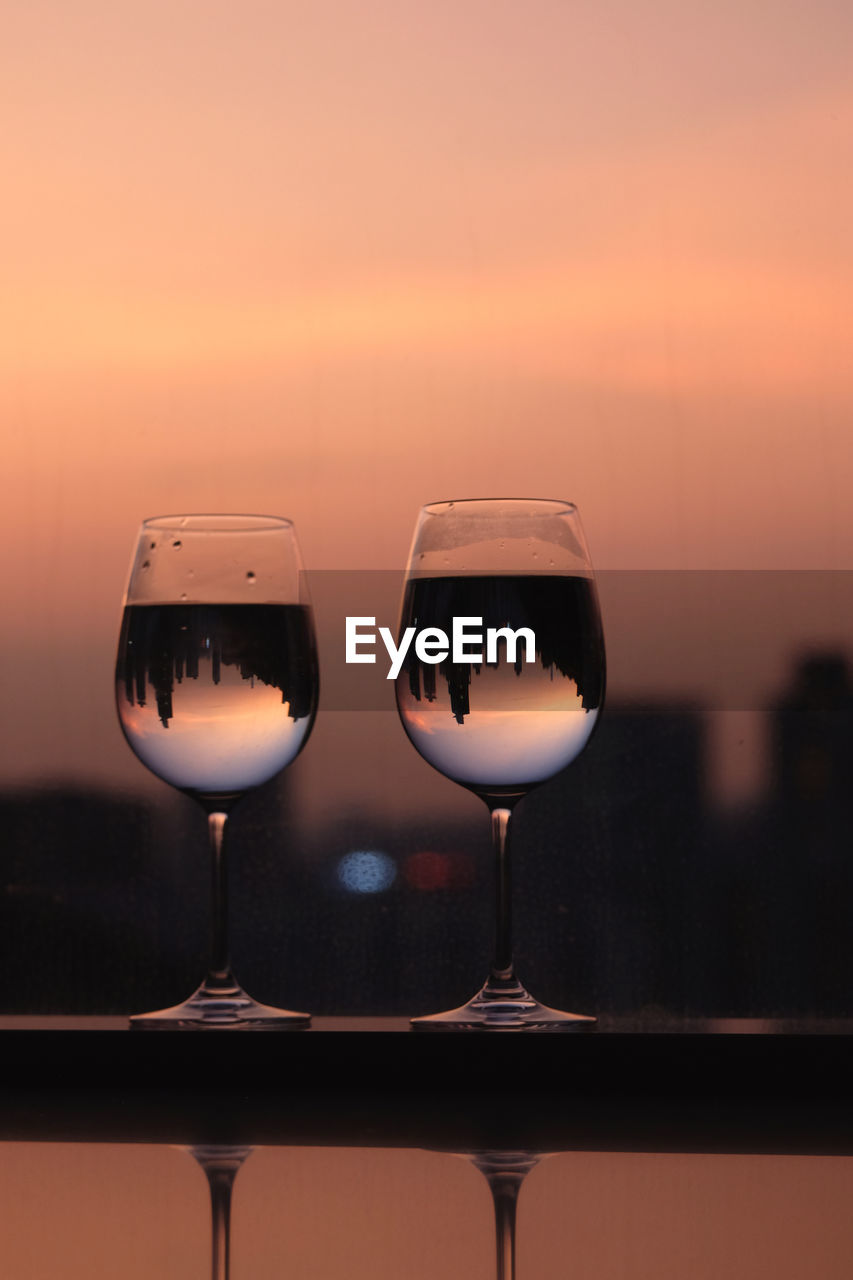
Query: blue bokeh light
336,850,397,894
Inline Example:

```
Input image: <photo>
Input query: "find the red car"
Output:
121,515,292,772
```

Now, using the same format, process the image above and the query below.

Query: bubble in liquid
173,540,182,549
246,571,256,583
180,593,187,601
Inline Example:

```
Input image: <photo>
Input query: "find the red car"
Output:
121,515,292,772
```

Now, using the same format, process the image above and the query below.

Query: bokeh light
336,850,397,894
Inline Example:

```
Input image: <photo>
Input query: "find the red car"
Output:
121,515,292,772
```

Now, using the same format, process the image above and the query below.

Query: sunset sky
2,0,852,794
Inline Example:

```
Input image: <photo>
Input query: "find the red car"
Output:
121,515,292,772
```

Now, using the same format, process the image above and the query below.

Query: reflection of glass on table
2,1131,853,1279
468,1151,541,1280
188,1145,252,1280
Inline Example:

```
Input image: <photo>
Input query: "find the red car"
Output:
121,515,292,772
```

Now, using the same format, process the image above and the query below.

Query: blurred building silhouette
704,652,853,1017
0,788,197,1012
510,706,705,1016
2,660,852,1018
0,710,705,1017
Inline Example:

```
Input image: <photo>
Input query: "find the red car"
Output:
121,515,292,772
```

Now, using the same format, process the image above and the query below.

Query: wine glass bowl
115,515,318,1028
395,499,605,1030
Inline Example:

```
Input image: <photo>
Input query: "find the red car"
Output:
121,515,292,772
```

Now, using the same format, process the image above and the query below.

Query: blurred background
2,0,852,1018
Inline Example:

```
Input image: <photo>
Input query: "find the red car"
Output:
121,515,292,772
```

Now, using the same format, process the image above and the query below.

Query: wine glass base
411,982,596,1032
129,983,311,1030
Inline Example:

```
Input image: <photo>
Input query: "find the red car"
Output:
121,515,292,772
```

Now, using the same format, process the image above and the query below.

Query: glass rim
420,497,578,517
141,513,295,533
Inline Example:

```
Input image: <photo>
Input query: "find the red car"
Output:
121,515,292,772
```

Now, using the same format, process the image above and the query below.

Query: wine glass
395,498,605,1030
115,514,318,1028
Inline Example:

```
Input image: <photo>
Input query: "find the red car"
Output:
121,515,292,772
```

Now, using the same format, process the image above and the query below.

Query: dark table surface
2,1015,853,1154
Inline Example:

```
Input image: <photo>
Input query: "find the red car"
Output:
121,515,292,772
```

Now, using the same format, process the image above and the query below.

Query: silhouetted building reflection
117,603,316,727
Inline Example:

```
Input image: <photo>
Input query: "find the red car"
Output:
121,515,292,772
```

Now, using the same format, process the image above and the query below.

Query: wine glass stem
490,807,515,984
207,811,236,991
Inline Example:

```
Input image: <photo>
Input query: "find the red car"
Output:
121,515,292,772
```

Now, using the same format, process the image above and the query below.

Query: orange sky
2,1,852,791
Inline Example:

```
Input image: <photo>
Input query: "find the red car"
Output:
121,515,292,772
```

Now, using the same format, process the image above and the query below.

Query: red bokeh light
404,851,476,891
